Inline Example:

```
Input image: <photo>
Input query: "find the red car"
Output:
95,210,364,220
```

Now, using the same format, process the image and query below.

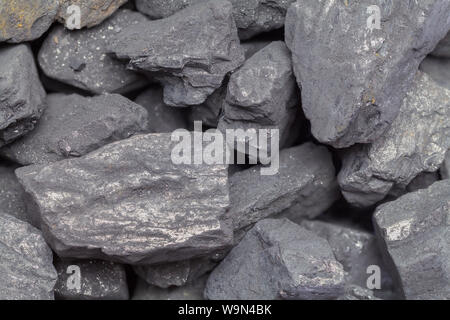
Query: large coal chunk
0,44,46,147
1,93,148,166
0,164,28,222
285,0,450,148
16,133,232,265
218,41,300,155
108,0,245,107
133,275,207,300
338,72,450,207
205,219,345,300
39,9,149,95
431,31,450,58
230,143,339,233
57,0,127,29
373,180,450,300
54,259,129,300
0,214,57,300
0,0,59,43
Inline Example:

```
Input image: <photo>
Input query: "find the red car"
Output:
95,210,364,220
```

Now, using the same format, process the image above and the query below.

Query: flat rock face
431,32,450,58
108,0,245,107
1,93,148,166
218,41,300,155
338,72,450,207
0,0,59,43
230,143,339,233
54,259,129,300
39,10,148,95
420,57,450,90
16,133,232,265
285,0,450,148
0,44,46,147
0,214,57,300
205,219,345,300
373,180,450,300
133,275,207,300
0,165,28,223
57,0,127,29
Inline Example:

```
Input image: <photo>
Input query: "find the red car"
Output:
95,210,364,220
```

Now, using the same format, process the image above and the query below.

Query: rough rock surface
0,44,46,147
54,259,129,300
16,133,232,265
0,214,57,300
1,93,148,166
57,0,127,29
338,72,450,207
373,180,450,300
108,0,245,107
441,150,450,179
431,32,450,58
285,0,450,148
133,275,207,300
39,10,149,95
420,57,450,90
0,164,28,222
230,143,339,233
205,219,345,300
0,0,59,43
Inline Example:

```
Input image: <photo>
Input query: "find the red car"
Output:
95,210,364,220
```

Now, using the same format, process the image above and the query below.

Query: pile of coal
0,0,449,301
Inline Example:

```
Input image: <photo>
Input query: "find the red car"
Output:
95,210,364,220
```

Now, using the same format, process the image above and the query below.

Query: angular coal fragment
54,259,129,300
230,143,339,233
441,150,450,179
57,0,127,29
0,44,46,147
338,72,450,207
205,219,345,300
135,87,189,133
0,0,59,43
108,0,245,107
420,56,450,90
16,133,232,265
1,93,148,166
0,214,57,300
431,31,450,58
373,180,450,300
285,0,450,148
39,9,149,95
0,164,28,223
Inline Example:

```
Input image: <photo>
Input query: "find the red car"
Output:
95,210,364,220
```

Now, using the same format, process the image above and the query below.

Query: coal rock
0,214,57,300
16,133,232,265
338,72,450,207
0,44,46,147
108,0,245,107
205,219,345,300
0,164,28,223
431,32,450,58
39,9,149,95
0,0,59,43
420,56,450,90
1,93,148,166
285,0,450,148
373,180,450,300
133,275,207,300
54,259,129,300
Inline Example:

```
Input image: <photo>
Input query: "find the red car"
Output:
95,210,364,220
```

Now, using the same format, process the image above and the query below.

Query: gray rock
39,10,149,95
0,0,59,43
420,56,450,90
285,0,450,148
0,214,57,300
57,0,127,29
441,150,450,179
1,93,148,166
0,44,46,147
135,87,189,133
133,275,207,300
15,133,232,265
373,180,450,300
431,31,450,58
108,0,245,107
338,72,450,207
54,259,129,300
205,219,345,300
230,143,339,233
0,164,28,223
189,84,227,128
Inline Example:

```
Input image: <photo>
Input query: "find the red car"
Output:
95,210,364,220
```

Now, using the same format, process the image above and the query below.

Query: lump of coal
285,0,450,148
420,56,450,90
57,0,127,29
0,164,28,223
39,9,149,95
0,214,57,300
338,72,450,207
54,259,129,300
1,93,148,166
0,0,59,43
0,44,46,147
373,180,450,300
108,0,245,107
431,32,450,58
205,218,345,300
133,275,207,300
16,133,232,265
